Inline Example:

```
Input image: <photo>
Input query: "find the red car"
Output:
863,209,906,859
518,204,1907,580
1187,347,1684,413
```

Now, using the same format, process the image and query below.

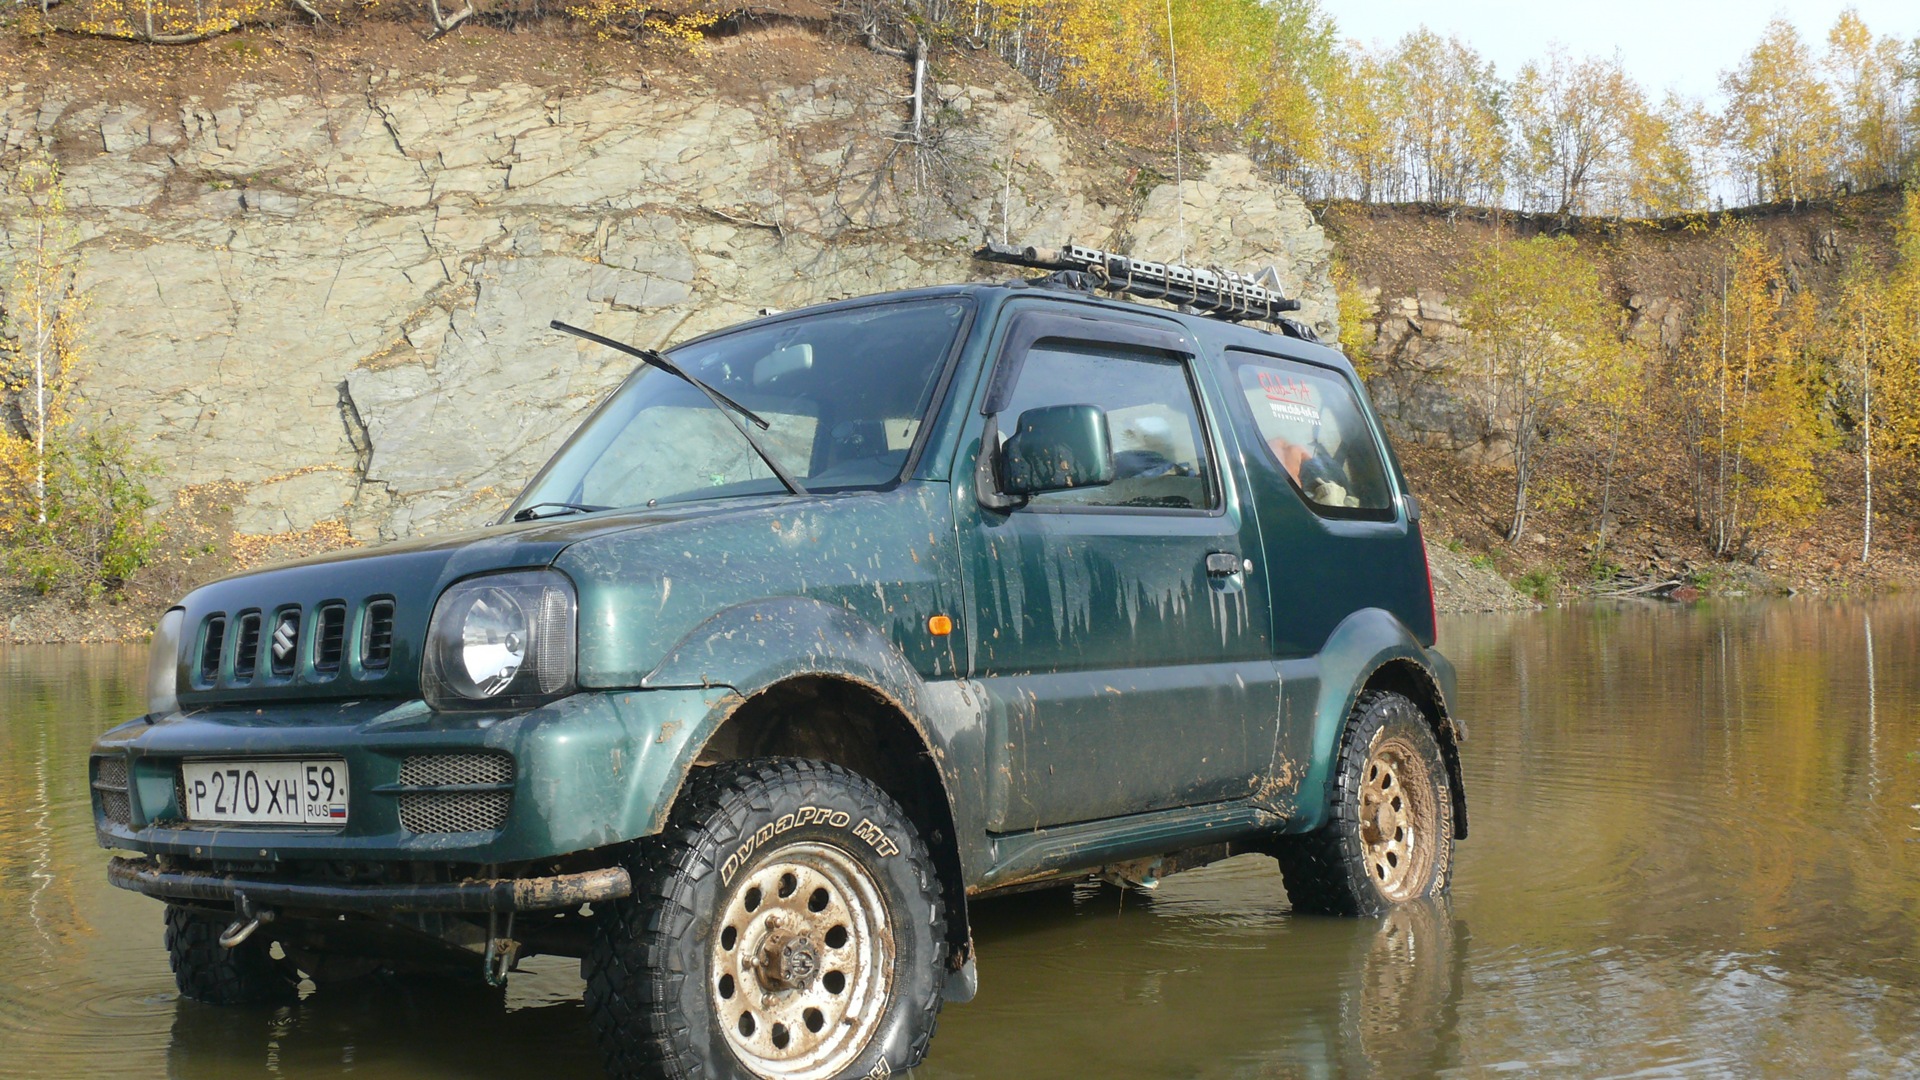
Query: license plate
181,759,350,826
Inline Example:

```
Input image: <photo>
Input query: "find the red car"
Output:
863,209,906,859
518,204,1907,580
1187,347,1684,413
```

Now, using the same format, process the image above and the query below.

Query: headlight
422,570,576,710
147,607,185,716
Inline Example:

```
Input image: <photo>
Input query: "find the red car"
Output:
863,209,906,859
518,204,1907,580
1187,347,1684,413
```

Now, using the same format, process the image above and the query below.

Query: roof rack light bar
975,241,1303,325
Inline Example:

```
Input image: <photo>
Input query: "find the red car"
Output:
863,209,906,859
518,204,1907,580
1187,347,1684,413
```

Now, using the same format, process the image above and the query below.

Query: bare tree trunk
1714,269,1729,555
1596,406,1622,552
1861,310,1873,563
31,214,48,527
909,39,925,142
1508,357,1532,542
1730,308,1753,552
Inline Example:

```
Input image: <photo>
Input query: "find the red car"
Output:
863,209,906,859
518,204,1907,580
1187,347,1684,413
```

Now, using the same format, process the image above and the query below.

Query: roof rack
974,241,1311,333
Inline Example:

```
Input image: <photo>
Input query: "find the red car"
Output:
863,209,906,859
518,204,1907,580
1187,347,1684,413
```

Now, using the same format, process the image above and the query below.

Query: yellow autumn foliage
563,1,716,50
73,0,276,42
1677,225,1831,554
1,156,160,595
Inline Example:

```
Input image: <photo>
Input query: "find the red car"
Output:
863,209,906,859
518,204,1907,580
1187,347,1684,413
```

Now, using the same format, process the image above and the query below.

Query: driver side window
999,342,1215,511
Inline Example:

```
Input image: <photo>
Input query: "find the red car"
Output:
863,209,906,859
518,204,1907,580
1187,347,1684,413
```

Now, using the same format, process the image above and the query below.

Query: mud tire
585,758,948,1080
164,904,298,1006
1275,691,1455,917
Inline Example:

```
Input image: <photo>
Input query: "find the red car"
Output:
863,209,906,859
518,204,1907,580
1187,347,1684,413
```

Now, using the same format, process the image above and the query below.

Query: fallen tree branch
859,19,924,143
427,0,474,36
1594,578,1682,598
698,205,784,237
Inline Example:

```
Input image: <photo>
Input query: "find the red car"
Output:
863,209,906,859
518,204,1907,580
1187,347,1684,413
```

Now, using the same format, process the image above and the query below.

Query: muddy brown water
3,599,1917,1077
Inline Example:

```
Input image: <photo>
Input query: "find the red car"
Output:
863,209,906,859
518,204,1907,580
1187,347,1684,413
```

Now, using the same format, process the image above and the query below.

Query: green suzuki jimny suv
92,247,1464,1080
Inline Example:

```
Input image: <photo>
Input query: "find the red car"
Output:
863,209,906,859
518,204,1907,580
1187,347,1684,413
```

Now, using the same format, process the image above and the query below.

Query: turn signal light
927,614,953,636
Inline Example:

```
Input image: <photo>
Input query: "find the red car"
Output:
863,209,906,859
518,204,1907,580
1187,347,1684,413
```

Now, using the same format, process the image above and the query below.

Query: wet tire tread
585,757,947,1080
1275,690,1454,917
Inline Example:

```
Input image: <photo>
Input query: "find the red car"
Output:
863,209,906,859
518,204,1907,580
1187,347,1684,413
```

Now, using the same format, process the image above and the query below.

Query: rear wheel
1275,691,1455,917
585,758,948,1080
164,904,298,1006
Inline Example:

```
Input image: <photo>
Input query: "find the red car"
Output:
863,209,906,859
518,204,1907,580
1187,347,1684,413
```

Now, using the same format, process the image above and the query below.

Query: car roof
669,281,1356,378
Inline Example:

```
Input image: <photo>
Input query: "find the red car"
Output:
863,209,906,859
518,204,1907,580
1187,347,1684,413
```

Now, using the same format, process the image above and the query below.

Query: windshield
510,298,969,514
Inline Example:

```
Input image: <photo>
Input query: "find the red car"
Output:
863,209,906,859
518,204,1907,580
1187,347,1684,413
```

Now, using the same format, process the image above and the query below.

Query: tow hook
482,908,519,987
219,890,275,949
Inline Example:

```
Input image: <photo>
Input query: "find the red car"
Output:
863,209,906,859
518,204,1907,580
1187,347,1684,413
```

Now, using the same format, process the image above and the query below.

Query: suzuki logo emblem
273,616,298,662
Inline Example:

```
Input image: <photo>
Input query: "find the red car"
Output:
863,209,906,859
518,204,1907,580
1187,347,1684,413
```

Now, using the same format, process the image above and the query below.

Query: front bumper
90,686,733,865
108,856,632,913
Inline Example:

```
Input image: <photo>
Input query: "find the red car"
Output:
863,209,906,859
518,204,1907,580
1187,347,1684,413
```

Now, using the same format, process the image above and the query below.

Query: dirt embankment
1324,194,1920,606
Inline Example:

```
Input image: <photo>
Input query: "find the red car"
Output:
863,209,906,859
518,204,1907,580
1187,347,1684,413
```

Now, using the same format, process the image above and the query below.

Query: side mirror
999,404,1115,498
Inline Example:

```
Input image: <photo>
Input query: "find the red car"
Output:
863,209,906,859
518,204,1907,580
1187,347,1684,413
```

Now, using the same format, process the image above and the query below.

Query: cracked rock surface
2,66,1336,542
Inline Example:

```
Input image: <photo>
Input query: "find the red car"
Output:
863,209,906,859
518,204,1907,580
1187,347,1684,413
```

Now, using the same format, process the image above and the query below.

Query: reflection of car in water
945,870,1467,1077
91,255,1464,1080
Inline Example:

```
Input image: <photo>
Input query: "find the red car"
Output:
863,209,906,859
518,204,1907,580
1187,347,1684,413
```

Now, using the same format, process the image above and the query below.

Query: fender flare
1296,607,1461,833
640,596,977,993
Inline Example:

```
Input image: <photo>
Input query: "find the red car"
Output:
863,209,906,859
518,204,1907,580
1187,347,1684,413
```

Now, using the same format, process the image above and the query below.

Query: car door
955,305,1281,832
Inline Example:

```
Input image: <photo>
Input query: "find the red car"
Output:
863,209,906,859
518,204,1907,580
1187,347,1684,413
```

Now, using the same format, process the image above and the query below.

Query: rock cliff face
1,39,1337,543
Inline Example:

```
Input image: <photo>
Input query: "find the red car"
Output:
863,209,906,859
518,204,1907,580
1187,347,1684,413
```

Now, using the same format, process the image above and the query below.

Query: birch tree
1,155,85,532
1455,235,1619,542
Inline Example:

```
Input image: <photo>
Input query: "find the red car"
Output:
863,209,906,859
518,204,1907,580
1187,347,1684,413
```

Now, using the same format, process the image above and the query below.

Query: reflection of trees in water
1443,598,1920,1058
0,647,143,956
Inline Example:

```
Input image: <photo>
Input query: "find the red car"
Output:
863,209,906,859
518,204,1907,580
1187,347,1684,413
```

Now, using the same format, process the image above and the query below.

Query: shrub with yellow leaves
1,156,161,597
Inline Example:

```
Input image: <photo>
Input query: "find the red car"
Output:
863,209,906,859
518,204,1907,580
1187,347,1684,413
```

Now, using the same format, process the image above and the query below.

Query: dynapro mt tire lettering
1275,691,1455,917
586,758,948,1080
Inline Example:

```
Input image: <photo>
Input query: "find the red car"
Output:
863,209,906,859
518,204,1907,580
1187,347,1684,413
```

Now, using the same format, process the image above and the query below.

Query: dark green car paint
93,281,1462,964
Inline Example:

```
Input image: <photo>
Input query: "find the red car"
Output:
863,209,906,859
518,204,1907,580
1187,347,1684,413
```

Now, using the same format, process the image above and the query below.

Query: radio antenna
1166,0,1186,265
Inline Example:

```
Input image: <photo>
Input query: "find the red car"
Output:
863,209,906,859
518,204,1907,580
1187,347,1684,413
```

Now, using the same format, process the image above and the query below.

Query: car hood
168,496,801,708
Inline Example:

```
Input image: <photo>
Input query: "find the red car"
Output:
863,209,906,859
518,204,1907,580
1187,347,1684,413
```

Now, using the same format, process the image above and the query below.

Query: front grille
193,597,400,688
199,616,227,685
93,755,131,826
399,752,515,787
397,752,515,834
362,599,395,670
315,603,347,676
232,612,262,681
96,756,128,789
399,790,512,833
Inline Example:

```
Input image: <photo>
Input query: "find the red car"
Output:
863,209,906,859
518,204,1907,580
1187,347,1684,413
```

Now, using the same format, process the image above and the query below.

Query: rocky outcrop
0,49,1338,542
1347,289,1508,463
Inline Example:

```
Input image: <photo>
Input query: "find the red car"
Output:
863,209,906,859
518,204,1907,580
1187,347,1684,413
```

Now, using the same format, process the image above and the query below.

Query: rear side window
1229,352,1395,520
999,343,1215,511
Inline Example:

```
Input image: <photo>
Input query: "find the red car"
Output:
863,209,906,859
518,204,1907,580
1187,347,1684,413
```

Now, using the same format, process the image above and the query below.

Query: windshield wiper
512,501,608,522
551,320,808,496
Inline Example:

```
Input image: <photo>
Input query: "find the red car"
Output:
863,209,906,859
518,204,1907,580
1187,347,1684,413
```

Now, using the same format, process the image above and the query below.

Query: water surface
2,599,1916,1076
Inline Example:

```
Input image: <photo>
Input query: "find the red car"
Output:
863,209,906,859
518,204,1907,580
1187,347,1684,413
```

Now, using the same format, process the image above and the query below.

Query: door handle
1205,552,1245,578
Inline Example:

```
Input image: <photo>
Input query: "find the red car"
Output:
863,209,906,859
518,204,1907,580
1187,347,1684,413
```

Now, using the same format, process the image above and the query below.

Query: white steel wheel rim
711,840,895,1080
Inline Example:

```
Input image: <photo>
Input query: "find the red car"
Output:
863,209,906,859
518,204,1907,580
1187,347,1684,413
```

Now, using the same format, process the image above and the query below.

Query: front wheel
586,758,948,1080
1275,691,1455,917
